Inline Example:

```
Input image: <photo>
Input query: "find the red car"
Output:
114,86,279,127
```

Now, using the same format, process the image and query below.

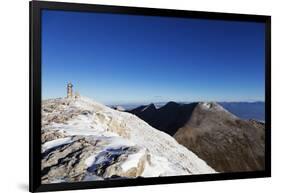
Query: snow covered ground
41,96,215,183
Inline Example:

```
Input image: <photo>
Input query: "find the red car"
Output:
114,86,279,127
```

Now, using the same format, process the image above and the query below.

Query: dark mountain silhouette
129,102,197,135
129,101,265,172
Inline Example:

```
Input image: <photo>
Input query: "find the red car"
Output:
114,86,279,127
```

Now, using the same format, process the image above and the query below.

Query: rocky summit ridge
41,96,215,183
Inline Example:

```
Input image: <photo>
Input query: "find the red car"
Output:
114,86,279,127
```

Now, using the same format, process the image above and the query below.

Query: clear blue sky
42,10,265,104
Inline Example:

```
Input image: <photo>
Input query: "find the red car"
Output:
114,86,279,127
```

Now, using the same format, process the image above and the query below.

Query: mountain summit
174,102,265,172
41,97,215,183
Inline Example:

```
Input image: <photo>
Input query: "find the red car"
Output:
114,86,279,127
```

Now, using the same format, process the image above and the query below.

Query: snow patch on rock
42,137,73,153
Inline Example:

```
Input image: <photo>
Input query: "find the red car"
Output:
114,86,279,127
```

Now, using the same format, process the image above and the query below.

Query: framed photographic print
30,1,271,192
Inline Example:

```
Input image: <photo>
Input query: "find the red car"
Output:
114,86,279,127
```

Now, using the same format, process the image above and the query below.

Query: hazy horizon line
107,100,265,106
42,95,265,106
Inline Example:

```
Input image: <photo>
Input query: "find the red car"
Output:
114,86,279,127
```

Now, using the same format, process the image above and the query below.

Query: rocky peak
41,96,215,183
141,103,156,112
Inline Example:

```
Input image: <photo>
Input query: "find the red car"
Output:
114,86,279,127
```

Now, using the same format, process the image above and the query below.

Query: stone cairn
67,83,73,98
67,83,80,99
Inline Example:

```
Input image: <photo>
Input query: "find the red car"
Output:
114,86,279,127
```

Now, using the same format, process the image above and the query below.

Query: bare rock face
96,148,148,178
41,131,149,183
41,129,67,144
174,102,265,172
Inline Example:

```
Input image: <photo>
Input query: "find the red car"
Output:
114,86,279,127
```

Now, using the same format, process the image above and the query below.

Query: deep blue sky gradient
42,10,265,104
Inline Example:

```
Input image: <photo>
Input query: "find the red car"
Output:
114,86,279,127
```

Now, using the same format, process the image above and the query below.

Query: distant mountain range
219,102,265,121
129,101,265,172
121,101,265,121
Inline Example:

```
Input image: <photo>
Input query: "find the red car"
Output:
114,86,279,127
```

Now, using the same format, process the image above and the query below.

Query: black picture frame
29,1,271,192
